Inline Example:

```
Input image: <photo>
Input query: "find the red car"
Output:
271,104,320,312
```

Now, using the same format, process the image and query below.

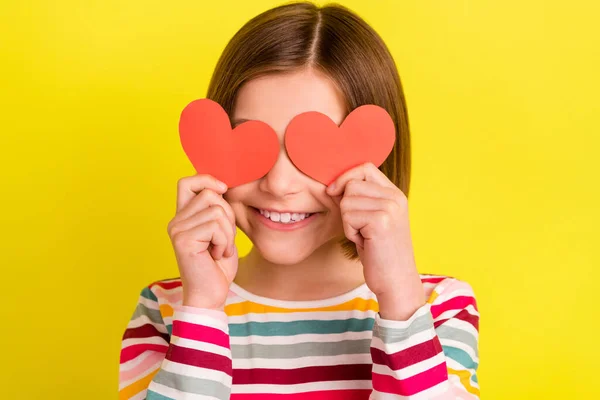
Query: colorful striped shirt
119,274,480,399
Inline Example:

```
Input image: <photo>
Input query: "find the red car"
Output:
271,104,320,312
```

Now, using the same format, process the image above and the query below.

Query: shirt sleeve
119,286,233,400
369,278,480,399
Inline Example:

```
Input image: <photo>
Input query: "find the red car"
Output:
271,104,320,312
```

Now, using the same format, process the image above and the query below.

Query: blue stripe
141,286,158,301
442,345,478,370
147,389,175,400
229,318,375,337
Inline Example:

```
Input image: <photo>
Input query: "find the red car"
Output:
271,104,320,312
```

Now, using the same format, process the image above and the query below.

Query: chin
252,240,316,265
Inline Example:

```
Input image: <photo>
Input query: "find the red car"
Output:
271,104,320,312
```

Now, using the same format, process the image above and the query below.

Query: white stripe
126,315,169,333
147,381,221,400
441,338,478,361
231,379,372,394
228,282,372,309
437,317,478,338
227,309,377,324
447,373,480,397
170,335,232,358
446,358,478,379
435,304,479,321
372,351,446,379
161,359,232,385
129,391,147,400
370,379,450,399
225,295,252,307
139,295,161,310
371,327,436,354
174,311,229,332
122,335,168,349
120,349,158,371
230,330,372,345
232,352,372,369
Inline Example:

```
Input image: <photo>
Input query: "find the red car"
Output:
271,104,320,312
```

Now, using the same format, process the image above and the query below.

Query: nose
258,145,305,198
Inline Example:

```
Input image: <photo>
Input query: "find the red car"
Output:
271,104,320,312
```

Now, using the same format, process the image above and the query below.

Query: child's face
224,68,347,264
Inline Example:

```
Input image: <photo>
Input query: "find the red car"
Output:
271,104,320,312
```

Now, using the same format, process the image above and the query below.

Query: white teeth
258,209,311,224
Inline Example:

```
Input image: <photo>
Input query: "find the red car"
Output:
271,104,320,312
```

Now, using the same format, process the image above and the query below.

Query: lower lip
252,208,318,231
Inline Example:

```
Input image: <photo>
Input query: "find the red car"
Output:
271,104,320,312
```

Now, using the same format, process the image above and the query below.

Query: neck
234,238,366,302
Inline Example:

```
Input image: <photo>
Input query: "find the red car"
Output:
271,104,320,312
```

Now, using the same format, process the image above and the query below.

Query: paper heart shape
179,99,280,188
284,105,396,185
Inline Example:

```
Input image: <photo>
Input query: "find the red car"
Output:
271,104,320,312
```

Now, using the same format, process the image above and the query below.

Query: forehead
232,68,347,134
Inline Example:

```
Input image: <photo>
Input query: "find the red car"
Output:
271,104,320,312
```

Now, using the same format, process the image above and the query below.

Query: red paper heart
284,105,396,185
179,99,280,188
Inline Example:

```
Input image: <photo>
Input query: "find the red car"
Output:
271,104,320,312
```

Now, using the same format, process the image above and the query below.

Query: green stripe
153,369,230,400
147,389,174,400
232,338,372,359
373,313,434,344
229,318,375,337
442,345,478,370
141,287,158,302
132,302,164,325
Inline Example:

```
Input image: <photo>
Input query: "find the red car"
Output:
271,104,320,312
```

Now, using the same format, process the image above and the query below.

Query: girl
119,2,480,399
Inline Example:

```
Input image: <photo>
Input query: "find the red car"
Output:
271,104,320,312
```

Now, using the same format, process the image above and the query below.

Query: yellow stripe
225,297,379,316
447,367,480,396
159,304,174,318
119,368,160,400
427,290,439,304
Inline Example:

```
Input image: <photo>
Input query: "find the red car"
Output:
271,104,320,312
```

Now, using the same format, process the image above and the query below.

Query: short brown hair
206,1,411,259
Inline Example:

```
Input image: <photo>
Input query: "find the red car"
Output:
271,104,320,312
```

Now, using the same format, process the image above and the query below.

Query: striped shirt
119,275,480,399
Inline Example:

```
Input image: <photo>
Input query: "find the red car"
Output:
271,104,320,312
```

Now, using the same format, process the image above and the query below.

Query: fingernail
217,180,227,190
327,182,336,192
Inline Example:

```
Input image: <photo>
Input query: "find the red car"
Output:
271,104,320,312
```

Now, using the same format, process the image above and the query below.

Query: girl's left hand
326,162,426,320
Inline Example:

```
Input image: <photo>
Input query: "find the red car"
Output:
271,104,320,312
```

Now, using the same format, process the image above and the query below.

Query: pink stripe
150,285,183,305
231,389,371,400
172,320,230,348
119,350,165,382
120,343,169,364
420,276,447,284
431,295,477,319
175,306,228,321
372,362,448,396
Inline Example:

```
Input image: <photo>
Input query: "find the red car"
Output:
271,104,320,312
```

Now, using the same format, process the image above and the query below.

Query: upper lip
252,206,316,214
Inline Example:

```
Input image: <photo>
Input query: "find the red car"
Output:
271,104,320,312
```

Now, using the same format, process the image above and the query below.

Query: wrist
376,276,426,321
377,293,425,321
183,295,225,310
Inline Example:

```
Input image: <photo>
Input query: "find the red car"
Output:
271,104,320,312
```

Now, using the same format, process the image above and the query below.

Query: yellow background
1,0,598,398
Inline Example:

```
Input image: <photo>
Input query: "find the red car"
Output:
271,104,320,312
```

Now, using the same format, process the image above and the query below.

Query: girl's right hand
167,174,238,310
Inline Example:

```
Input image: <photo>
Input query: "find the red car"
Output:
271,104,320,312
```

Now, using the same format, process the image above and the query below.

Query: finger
343,209,390,241
176,174,228,213
340,196,395,214
178,188,236,229
172,220,228,260
342,180,399,201
326,162,395,196
170,205,236,259
341,211,364,249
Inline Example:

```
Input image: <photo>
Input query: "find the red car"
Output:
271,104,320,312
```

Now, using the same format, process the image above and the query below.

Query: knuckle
171,231,188,248
176,176,188,190
377,211,392,229
339,197,350,210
